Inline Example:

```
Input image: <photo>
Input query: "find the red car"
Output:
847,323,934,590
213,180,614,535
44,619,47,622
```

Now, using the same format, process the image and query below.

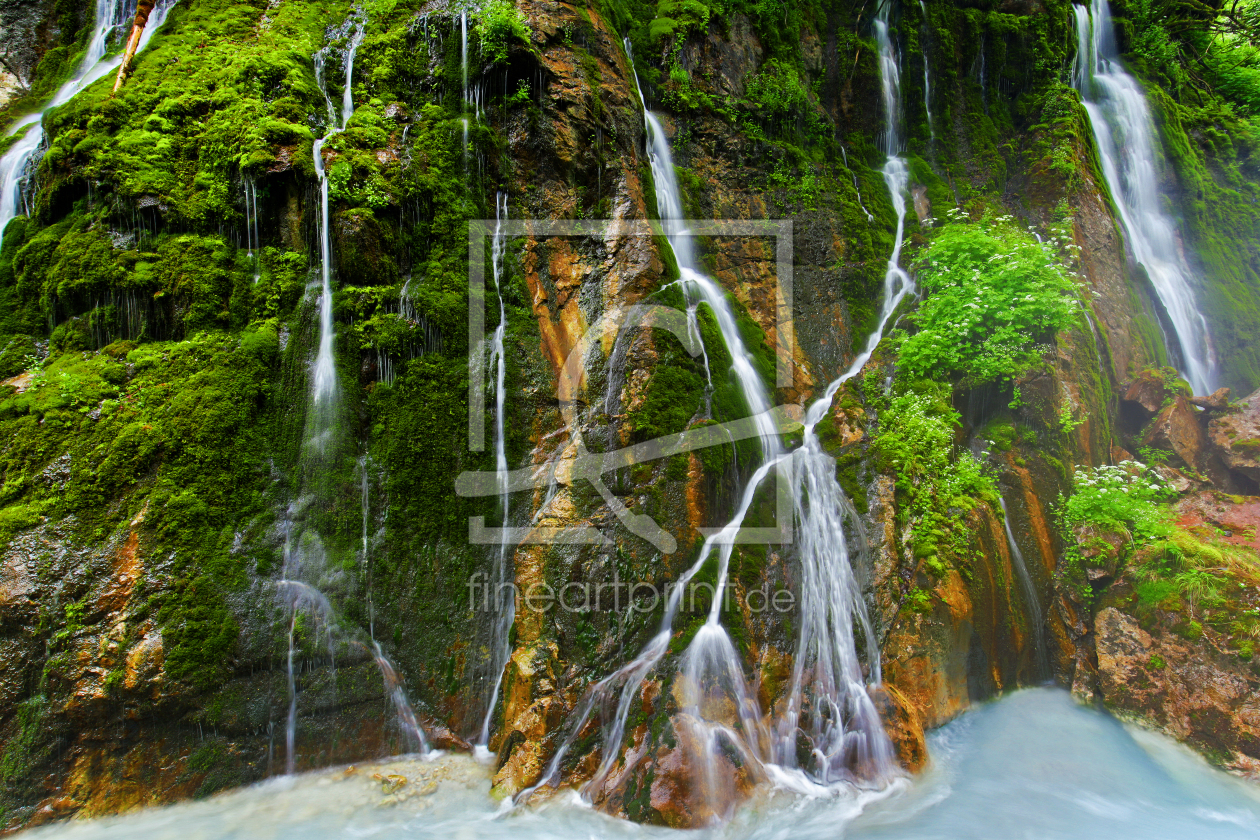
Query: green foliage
475,0,532,65
906,588,933,614
740,59,826,141
649,0,711,44
870,382,995,569
1060,461,1175,549
898,212,1081,386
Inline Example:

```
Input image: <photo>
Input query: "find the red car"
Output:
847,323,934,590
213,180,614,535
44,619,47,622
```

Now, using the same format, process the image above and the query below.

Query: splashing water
0,0,178,250
1072,0,1216,395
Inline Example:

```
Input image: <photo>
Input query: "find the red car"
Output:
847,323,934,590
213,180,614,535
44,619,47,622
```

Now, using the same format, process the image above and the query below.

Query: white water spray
1072,0,1215,395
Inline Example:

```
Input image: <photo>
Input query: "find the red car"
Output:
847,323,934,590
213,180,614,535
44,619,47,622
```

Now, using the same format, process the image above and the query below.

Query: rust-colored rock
1140,394,1206,471
1094,606,1260,768
871,684,927,773
1207,389,1260,490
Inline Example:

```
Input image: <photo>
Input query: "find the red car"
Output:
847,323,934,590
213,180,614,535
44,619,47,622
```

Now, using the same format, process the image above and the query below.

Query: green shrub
476,0,532,65
898,212,1081,386
1060,461,1174,543
871,384,994,567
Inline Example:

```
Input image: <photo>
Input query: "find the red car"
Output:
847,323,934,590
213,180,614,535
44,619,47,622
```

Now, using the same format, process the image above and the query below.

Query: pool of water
29,689,1260,839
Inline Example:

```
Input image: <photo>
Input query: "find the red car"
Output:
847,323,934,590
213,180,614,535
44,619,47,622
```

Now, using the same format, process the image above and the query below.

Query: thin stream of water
476,191,513,757
998,497,1048,679
310,12,366,419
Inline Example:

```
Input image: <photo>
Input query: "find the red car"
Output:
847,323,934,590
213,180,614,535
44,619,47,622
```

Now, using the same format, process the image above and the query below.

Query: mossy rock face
2,0,1260,825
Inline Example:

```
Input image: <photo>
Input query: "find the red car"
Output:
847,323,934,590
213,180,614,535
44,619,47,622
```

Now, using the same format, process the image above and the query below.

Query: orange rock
1140,394,1206,471
870,683,927,773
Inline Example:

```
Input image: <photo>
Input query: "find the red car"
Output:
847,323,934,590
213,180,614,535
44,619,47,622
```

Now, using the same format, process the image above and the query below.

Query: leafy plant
476,0,532,65
897,212,1081,386
1060,461,1175,547
871,384,995,569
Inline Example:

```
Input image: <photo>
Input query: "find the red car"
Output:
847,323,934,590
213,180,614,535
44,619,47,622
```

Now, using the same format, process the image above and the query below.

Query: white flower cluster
1072,460,1169,496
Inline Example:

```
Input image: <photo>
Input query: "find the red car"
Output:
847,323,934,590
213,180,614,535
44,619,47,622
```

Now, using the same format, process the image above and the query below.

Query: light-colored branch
112,0,156,94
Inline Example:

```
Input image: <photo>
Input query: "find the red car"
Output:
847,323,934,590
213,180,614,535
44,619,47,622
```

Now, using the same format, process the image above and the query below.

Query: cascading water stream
511,42,792,814
244,175,261,283
1072,0,1215,395
998,497,1048,679
516,35,914,812
460,12,471,163
475,191,513,758
359,455,375,641
0,0,178,250
276,10,431,773
919,0,935,145
310,13,366,423
765,0,912,788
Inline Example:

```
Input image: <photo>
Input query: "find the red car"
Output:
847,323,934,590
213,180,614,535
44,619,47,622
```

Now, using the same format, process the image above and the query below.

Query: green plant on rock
898,211,1082,387
871,383,995,571
1060,461,1175,555
476,0,532,65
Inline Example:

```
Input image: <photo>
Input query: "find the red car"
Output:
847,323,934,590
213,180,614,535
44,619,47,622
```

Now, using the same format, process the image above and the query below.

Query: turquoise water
29,689,1260,839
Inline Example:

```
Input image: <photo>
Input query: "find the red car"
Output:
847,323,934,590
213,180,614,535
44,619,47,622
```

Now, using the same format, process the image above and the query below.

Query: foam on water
27,689,1260,840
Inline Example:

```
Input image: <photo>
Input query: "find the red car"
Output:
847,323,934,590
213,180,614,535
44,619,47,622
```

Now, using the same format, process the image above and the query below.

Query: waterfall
1072,0,1216,395
919,0,935,144
998,497,1048,679
475,191,513,758
766,0,912,786
460,12,470,162
516,36,910,813
310,12,366,421
0,0,178,250
513,41,789,814
359,455,375,641
244,175,261,283
275,8,431,773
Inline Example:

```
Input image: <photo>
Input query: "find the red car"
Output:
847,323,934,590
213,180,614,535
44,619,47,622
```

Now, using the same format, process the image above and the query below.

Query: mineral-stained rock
1123,369,1177,419
1207,389,1260,490
870,684,926,773
1140,394,1206,471
1094,605,1260,769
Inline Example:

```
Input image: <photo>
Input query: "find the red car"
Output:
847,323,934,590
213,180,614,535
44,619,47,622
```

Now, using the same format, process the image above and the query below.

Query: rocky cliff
0,0,1258,831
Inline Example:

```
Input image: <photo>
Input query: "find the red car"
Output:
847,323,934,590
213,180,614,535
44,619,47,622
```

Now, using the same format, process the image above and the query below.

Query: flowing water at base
27,689,1260,839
